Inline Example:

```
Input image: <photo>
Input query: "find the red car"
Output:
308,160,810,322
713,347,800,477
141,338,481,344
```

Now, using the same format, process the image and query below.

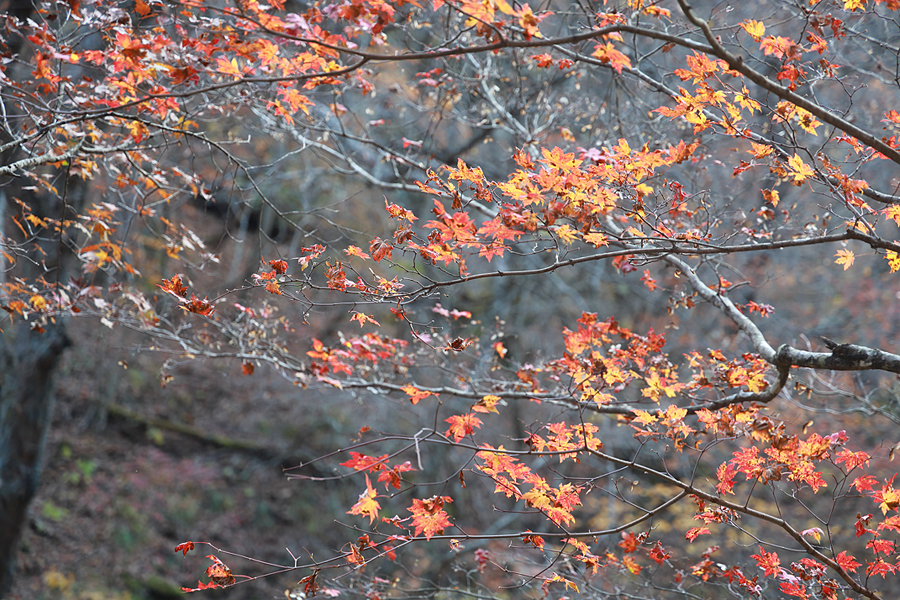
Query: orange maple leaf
740,19,766,42
216,57,241,78
591,42,632,74
408,495,453,539
348,475,381,523
350,312,380,327
444,413,483,442
402,385,434,405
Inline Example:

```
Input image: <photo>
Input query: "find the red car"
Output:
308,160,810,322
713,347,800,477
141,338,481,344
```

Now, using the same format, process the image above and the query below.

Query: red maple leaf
340,452,389,472
751,547,780,577
835,551,860,573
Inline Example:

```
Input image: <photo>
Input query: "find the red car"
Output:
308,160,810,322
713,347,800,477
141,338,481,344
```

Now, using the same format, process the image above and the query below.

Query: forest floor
8,321,358,600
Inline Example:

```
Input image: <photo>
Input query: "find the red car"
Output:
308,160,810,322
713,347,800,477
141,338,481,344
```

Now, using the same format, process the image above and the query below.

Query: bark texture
0,324,69,597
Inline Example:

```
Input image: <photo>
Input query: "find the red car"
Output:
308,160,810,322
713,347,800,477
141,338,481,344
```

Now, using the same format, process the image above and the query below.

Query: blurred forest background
4,0,900,597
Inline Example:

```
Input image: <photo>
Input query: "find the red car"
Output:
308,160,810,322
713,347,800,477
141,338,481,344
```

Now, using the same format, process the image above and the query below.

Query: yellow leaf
886,251,900,273
584,232,608,247
216,57,241,78
749,142,774,158
30,295,48,310
740,20,766,42
632,409,657,426
834,249,855,270
472,394,501,414
885,206,900,226
494,0,515,15
555,224,579,245
801,527,824,543
662,405,687,421
347,475,380,523
786,153,814,184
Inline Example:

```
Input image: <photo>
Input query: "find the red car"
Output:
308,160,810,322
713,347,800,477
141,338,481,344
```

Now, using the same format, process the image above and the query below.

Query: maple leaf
158,275,188,298
384,199,417,222
866,560,896,578
749,142,774,158
761,189,780,207
340,452,389,472
716,462,738,495
885,205,900,226
641,269,658,291
376,461,413,490
885,251,900,273
878,515,900,533
876,482,900,514
751,546,780,576
554,224,579,244
216,57,242,78
402,385,434,405
343,245,371,259
369,238,393,262
844,0,866,10
740,19,766,42
543,574,579,594
649,542,670,564
760,36,800,60
174,541,195,556
591,41,632,74
472,394,501,414
268,259,288,274
867,537,896,554
835,551,861,573
348,475,381,524
205,555,235,586
631,409,657,427
408,495,453,539
532,53,553,67
834,249,855,270
183,295,215,316
346,543,365,565
350,312,380,327
584,232,609,247
516,5,548,40
779,582,807,598
445,413,483,442
786,154,815,184
685,527,710,541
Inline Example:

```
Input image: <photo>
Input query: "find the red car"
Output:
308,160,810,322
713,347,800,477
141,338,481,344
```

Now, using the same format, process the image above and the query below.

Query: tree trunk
0,323,70,597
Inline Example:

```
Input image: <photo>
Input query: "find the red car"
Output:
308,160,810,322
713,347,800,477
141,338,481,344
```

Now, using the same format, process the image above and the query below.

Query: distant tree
3,0,900,598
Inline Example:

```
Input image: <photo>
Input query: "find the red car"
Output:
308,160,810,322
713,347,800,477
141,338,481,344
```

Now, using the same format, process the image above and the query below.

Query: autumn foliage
5,0,900,597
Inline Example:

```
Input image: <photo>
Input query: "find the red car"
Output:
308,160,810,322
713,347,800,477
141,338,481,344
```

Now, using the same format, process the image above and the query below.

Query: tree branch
677,0,900,166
